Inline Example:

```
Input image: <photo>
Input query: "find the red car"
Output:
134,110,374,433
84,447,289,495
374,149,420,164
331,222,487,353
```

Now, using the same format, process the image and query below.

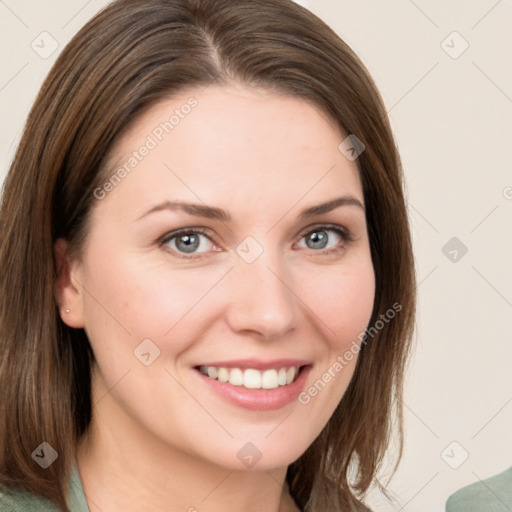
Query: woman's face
64,84,375,471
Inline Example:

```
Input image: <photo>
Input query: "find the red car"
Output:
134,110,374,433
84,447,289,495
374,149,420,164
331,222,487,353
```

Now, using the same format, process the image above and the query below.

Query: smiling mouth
195,365,306,390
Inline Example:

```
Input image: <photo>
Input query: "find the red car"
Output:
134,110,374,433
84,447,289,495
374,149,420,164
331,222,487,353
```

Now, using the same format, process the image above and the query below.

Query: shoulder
446,467,512,512
0,487,59,511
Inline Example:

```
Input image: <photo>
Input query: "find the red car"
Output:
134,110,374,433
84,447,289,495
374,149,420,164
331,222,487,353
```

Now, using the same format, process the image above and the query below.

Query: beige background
1,0,511,510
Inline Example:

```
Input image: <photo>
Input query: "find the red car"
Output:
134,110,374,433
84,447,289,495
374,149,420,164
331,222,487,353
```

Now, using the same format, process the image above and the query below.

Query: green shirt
446,466,512,512
0,460,89,511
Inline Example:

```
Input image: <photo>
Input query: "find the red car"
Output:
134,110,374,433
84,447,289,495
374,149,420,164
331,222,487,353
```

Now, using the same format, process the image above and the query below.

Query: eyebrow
136,195,364,222
298,196,364,219
137,201,231,222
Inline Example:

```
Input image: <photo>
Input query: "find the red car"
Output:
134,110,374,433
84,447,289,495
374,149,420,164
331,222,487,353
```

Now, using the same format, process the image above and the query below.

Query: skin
56,83,375,512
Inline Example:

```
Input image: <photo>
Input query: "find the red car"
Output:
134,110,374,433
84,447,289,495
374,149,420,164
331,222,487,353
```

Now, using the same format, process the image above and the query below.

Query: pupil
308,231,327,249
177,234,199,253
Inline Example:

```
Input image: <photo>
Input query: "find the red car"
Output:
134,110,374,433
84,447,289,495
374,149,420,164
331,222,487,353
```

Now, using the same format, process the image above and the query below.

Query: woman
0,0,415,510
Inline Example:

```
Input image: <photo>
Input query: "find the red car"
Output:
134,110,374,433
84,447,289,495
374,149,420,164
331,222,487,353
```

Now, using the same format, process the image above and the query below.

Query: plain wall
1,1,511,510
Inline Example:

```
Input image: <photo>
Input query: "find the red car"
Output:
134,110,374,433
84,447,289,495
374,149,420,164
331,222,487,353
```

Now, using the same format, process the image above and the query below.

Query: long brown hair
0,0,415,510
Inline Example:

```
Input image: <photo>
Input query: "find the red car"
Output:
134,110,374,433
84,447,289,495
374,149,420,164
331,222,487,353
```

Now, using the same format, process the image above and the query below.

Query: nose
223,252,299,340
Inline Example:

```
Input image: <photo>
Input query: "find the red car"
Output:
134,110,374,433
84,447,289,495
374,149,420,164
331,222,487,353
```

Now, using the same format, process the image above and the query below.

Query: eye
160,228,216,255
296,225,351,252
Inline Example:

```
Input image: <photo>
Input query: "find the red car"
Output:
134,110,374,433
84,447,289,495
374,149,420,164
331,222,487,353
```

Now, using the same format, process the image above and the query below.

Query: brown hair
0,0,415,510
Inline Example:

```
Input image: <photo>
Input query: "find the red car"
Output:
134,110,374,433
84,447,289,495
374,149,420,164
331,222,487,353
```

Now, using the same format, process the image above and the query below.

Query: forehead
100,84,363,218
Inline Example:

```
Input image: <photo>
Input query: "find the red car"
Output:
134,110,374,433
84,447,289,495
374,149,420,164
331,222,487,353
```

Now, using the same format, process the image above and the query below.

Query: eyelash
158,224,354,259
297,223,354,253
158,227,213,259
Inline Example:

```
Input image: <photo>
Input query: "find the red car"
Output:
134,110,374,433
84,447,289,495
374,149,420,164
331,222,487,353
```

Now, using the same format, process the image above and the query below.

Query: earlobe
54,238,85,328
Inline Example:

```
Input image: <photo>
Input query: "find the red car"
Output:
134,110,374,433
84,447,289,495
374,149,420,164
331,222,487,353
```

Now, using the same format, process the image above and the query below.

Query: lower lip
194,366,312,411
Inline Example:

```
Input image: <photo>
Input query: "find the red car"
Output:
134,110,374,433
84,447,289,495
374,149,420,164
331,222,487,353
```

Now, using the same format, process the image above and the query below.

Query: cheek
298,261,376,350
81,249,227,345
290,260,375,424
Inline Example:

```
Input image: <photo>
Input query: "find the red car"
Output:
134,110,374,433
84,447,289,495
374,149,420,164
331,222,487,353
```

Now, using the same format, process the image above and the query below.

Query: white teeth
244,369,262,389
286,367,297,385
217,367,229,383
198,365,301,389
229,368,244,386
261,369,278,389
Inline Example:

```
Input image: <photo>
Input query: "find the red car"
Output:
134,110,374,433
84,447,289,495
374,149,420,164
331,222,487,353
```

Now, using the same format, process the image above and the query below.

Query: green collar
67,459,90,511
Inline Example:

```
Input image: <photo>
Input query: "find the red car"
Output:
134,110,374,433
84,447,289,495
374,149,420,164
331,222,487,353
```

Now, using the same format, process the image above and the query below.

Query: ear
54,238,86,328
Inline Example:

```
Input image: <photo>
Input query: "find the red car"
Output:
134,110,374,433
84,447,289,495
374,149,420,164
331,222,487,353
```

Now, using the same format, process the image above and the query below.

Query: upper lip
195,359,312,370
